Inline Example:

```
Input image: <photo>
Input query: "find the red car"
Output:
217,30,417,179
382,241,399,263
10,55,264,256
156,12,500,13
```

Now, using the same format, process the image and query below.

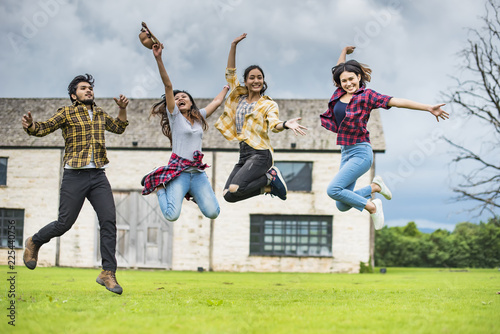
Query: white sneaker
370,199,385,230
372,175,392,200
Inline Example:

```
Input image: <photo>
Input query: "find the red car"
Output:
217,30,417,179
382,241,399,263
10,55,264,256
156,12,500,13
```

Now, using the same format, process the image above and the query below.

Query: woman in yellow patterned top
215,33,307,203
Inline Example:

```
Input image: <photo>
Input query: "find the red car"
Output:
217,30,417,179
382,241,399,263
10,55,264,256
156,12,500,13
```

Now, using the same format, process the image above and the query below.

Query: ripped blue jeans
156,170,220,221
327,142,373,212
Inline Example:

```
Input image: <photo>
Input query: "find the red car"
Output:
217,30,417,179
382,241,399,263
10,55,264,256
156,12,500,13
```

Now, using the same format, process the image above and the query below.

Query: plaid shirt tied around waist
142,151,209,196
320,87,392,146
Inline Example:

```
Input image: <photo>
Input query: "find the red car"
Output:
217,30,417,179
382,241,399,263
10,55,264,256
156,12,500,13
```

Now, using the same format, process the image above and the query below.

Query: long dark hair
150,90,208,143
243,65,268,95
331,60,372,89
68,73,94,102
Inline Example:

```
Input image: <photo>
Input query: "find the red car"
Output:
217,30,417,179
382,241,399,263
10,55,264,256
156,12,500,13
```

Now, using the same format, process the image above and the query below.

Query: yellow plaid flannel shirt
25,100,129,168
215,68,283,152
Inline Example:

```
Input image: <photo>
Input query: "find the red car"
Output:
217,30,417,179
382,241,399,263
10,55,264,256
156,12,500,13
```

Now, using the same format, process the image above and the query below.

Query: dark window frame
0,157,7,186
0,208,25,249
250,214,333,257
274,161,313,192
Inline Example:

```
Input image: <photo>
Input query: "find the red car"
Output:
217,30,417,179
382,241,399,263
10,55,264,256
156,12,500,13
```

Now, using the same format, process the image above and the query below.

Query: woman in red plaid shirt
321,46,449,230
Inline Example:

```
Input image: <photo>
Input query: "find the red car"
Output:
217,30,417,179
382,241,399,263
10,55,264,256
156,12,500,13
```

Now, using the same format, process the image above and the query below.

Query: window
274,161,312,191
0,158,7,186
250,214,333,257
0,208,24,248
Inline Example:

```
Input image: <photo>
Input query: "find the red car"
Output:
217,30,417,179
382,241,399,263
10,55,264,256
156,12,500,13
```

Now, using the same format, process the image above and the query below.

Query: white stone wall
1,148,373,273
0,148,62,267
211,151,372,274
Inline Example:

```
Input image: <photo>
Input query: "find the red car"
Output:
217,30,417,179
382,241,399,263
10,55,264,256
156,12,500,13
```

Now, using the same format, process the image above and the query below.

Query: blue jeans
327,142,373,212
157,170,220,221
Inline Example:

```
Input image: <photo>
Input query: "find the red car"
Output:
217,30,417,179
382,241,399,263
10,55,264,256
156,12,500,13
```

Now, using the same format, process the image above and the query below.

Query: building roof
0,98,385,152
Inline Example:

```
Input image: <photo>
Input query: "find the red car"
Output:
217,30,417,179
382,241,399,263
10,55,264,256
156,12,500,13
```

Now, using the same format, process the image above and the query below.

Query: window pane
0,158,7,186
250,244,260,253
250,225,261,233
274,161,312,191
250,235,260,243
264,220,273,234
0,208,24,248
274,223,283,234
249,214,333,257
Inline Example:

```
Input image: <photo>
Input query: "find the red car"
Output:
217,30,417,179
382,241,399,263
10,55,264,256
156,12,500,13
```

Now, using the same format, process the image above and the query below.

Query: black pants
223,142,273,203
32,169,117,272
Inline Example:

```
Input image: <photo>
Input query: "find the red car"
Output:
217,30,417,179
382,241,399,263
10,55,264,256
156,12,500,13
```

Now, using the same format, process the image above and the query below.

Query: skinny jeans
327,142,373,212
157,170,220,221
32,169,118,272
223,141,273,203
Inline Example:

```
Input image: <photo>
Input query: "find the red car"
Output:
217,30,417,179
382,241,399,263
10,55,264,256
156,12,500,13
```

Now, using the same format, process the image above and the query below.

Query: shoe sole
272,166,288,192
269,166,287,200
371,199,385,230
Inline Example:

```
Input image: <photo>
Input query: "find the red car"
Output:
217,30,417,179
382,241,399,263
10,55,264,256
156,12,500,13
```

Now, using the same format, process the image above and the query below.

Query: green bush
375,216,500,268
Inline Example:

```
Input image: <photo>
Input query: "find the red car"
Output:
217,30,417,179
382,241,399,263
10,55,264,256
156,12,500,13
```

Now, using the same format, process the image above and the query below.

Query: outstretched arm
153,43,176,114
204,85,230,118
227,33,247,69
388,98,450,122
21,109,66,137
337,46,355,65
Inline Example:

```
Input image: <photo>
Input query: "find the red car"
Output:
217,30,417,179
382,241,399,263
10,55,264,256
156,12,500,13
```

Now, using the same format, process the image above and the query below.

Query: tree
443,0,500,216
374,219,500,268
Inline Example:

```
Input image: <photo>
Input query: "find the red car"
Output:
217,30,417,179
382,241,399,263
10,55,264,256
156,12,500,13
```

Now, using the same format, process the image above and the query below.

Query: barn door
95,191,173,269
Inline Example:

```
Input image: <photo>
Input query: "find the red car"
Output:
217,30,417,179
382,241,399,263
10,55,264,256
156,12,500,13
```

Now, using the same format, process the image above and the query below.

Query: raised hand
228,33,247,68
344,46,355,54
114,95,129,109
337,45,356,65
232,33,247,46
153,43,163,58
22,111,34,129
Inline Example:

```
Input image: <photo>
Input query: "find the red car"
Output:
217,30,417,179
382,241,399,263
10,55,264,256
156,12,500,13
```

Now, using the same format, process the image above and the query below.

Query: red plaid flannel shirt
142,151,208,196
320,87,392,146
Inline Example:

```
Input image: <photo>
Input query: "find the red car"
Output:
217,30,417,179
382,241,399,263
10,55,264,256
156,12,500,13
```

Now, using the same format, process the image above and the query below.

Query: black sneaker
268,166,287,200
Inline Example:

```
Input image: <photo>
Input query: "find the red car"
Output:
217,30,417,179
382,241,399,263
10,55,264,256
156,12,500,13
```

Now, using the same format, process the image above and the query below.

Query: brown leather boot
23,237,41,270
96,270,123,295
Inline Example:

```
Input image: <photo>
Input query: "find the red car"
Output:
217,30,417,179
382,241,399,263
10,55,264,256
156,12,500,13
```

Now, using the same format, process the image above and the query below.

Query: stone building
0,97,385,273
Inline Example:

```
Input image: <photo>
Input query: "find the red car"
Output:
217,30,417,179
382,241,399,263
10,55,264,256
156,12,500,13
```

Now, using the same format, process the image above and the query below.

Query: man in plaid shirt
21,74,129,295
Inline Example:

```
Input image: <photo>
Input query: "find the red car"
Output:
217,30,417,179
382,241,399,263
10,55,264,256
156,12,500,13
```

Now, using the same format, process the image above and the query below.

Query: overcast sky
1,0,496,230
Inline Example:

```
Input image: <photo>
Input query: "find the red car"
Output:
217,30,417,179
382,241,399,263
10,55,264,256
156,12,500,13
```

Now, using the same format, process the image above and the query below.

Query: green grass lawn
2,266,499,334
